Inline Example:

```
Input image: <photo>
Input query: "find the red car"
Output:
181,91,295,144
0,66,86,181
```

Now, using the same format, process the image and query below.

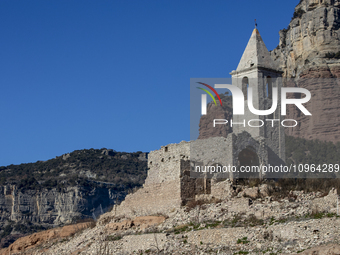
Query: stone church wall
115,133,272,217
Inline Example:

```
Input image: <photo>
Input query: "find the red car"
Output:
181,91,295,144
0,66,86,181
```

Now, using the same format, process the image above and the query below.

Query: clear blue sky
0,0,298,166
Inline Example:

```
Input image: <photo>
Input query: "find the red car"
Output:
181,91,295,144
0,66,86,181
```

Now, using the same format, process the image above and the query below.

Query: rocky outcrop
198,94,232,139
271,0,340,142
0,222,93,255
271,0,340,78
0,184,122,225
0,183,126,249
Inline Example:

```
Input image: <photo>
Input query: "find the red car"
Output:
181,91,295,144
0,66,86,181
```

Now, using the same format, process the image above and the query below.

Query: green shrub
292,8,305,20
105,234,122,241
325,51,340,59
234,251,249,254
0,224,13,238
237,237,249,244
0,149,148,196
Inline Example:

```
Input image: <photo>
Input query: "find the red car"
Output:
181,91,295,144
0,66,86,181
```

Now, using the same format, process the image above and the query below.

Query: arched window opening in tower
266,76,273,100
242,77,249,101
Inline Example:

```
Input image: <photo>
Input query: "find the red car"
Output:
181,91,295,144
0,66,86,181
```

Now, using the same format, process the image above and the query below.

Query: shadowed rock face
270,0,340,143
0,234,24,250
198,94,233,140
285,66,340,142
198,103,232,140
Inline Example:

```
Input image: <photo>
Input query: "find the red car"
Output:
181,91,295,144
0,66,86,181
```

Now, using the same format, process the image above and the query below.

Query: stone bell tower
230,28,285,164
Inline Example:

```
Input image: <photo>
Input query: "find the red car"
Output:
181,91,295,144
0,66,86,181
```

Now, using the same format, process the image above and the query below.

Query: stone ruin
116,28,286,217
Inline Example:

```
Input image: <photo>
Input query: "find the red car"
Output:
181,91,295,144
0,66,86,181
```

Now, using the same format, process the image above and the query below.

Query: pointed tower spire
236,28,277,72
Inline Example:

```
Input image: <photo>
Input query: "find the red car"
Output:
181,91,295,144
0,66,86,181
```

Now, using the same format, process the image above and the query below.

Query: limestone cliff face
271,0,340,142
0,149,147,248
285,66,340,141
271,0,340,78
0,184,122,226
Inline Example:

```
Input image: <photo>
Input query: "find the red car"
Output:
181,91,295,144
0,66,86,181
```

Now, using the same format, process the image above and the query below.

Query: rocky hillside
270,0,340,142
0,149,147,248
2,182,340,254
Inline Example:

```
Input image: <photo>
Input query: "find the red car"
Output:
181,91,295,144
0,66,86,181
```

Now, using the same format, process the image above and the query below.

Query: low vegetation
292,8,305,20
325,51,340,59
0,148,147,192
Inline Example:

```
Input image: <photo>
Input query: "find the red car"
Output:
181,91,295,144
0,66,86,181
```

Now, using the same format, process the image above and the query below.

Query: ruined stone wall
115,141,190,217
191,133,270,180
190,136,234,179
145,141,190,186
116,137,237,216
115,180,181,217
116,134,274,217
